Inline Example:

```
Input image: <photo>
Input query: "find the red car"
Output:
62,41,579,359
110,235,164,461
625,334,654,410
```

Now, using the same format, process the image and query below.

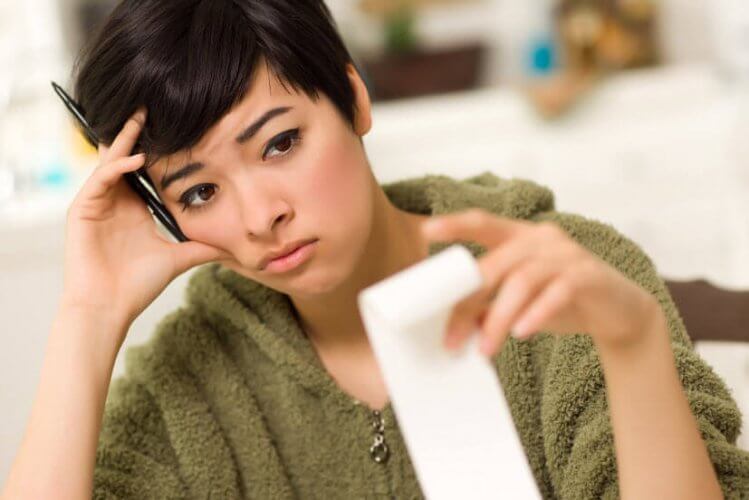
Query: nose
239,182,293,239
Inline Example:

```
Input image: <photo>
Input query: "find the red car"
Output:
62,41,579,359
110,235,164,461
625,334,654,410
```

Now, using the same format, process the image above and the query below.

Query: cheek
296,133,374,286
301,135,372,237
185,211,264,273
177,205,239,251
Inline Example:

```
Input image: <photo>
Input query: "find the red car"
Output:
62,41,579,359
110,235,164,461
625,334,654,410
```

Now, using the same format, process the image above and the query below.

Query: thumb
172,241,230,274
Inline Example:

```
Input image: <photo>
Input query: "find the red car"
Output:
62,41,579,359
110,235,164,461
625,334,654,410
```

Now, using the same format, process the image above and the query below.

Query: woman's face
148,60,376,297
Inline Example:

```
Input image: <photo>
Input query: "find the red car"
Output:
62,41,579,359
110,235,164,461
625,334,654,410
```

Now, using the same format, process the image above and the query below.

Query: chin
282,263,349,296
283,249,363,297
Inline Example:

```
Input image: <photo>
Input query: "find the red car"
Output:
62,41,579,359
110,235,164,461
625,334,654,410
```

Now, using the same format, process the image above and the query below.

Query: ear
346,63,372,137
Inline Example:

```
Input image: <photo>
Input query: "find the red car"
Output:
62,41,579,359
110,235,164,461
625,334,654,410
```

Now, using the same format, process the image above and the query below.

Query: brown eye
275,135,292,153
179,183,218,212
263,128,301,160
197,185,214,200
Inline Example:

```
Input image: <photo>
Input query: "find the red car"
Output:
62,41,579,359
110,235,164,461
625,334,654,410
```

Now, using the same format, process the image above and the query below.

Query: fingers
442,234,538,349
479,261,560,356
104,107,147,163
444,254,560,355
510,278,575,340
98,144,110,164
84,153,146,200
474,236,539,298
81,108,149,203
443,298,489,351
428,214,582,356
442,243,531,350
171,241,231,274
421,208,526,249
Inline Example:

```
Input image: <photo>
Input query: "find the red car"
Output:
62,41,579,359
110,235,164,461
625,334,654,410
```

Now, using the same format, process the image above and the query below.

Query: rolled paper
358,244,541,500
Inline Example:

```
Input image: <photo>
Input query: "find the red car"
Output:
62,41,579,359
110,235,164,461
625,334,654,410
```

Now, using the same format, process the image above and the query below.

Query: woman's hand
420,208,663,357
62,107,231,331
2,108,232,500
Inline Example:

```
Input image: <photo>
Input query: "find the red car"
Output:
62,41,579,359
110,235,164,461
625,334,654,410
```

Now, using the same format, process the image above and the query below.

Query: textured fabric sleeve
93,373,188,499
532,210,749,499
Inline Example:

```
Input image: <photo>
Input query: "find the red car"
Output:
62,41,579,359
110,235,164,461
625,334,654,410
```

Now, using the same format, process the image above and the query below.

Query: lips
259,238,318,270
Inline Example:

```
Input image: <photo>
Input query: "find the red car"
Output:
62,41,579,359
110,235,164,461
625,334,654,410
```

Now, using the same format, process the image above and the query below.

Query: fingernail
134,108,147,123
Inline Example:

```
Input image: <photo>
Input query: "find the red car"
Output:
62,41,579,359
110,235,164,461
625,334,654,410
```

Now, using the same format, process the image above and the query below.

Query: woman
3,0,748,498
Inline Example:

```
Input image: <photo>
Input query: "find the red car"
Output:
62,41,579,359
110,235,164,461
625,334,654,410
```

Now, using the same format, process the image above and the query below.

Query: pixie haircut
72,0,357,162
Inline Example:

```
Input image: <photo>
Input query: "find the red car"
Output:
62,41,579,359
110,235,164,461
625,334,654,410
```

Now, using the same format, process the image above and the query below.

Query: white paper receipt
357,244,541,500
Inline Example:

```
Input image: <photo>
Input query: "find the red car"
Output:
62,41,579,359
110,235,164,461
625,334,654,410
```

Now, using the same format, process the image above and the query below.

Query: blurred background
2,0,749,479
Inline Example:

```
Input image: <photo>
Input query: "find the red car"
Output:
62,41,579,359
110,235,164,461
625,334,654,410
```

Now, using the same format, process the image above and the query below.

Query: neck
289,186,431,353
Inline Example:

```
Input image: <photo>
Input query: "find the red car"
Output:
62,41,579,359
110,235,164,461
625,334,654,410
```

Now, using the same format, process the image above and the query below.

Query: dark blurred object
362,42,486,101
77,0,117,46
358,0,487,101
665,279,749,343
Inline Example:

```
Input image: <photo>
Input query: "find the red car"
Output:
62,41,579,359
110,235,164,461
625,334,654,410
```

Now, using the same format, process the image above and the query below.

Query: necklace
369,408,390,464
300,315,390,465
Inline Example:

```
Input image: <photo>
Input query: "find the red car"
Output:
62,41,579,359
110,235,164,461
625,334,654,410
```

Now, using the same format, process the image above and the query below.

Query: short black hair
72,0,357,161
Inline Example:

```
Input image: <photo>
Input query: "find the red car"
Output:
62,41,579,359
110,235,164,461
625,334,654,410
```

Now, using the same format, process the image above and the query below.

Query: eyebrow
160,106,293,192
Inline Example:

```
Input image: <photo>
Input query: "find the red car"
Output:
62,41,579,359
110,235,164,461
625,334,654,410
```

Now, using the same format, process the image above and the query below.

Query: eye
179,184,217,212
263,128,301,160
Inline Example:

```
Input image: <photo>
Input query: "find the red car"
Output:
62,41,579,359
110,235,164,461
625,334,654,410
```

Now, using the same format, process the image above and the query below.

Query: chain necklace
297,311,391,465
369,409,390,464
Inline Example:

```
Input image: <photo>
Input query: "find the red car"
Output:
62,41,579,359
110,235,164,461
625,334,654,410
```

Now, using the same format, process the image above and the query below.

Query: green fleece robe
93,171,749,499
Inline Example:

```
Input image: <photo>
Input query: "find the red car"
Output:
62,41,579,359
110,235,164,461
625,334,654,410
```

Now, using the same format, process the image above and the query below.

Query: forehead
148,61,311,173
237,60,306,116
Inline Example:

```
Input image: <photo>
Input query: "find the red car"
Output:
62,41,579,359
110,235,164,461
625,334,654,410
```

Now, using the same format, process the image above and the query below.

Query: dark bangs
71,0,356,161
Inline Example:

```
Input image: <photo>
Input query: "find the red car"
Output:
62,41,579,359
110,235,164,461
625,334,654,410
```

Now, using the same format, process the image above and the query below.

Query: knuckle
508,268,533,291
537,221,563,238
554,279,575,305
578,256,597,273
97,161,123,182
466,208,489,225
555,287,572,308
105,158,125,173
565,242,586,260
572,256,598,282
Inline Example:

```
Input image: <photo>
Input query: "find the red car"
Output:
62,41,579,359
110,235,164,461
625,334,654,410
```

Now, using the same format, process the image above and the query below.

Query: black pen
50,81,189,242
